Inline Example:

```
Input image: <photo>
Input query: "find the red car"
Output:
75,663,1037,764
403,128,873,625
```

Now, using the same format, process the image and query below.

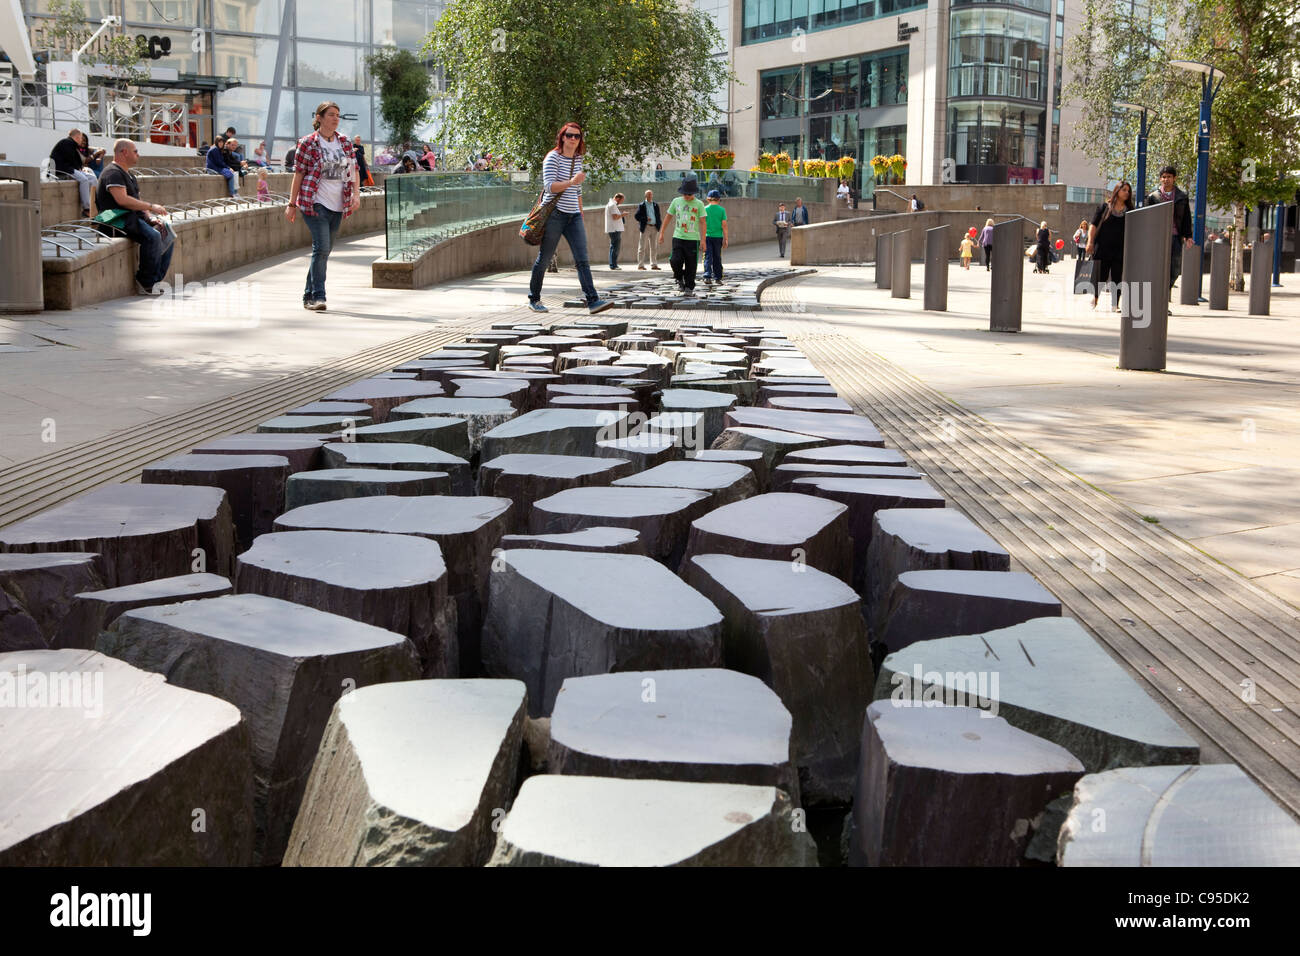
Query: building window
948,6,1050,104
946,101,1046,183
761,66,803,119
742,0,924,44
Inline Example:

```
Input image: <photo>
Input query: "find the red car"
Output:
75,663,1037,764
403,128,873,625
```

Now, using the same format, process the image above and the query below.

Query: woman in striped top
527,122,612,313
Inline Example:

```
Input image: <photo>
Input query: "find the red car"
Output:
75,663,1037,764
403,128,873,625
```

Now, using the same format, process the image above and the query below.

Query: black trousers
983,244,993,270
670,237,699,290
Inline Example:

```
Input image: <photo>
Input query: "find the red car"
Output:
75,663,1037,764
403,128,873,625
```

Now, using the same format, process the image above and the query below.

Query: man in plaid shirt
286,100,361,310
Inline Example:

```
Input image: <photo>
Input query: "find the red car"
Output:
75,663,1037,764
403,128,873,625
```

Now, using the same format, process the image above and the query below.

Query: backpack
915,199,925,210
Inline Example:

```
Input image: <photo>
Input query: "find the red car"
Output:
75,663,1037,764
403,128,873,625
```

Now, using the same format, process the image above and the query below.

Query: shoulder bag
520,152,575,245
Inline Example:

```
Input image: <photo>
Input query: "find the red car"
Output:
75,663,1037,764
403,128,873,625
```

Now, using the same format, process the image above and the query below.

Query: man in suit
774,202,791,257
634,189,662,270
791,196,811,226
1144,165,1195,300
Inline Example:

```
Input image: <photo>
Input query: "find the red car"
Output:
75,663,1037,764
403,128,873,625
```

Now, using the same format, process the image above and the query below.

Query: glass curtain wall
742,0,927,44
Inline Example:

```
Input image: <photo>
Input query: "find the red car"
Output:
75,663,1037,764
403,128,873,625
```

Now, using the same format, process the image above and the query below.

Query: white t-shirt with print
314,135,350,212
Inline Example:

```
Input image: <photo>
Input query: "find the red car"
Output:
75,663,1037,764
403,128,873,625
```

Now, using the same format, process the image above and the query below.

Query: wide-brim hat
678,178,700,195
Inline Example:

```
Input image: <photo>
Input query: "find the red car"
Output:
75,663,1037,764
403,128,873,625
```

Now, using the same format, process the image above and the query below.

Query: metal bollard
876,232,892,289
1118,201,1172,371
989,220,1022,332
1179,245,1202,306
1209,240,1230,310
924,225,949,311
1249,236,1273,316
891,231,911,299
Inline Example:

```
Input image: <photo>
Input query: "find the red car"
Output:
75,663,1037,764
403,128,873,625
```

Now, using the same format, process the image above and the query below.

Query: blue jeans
529,210,599,305
608,231,622,268
215,166,236,196
303,203,343,302
133,218,174,289
704,236,723,280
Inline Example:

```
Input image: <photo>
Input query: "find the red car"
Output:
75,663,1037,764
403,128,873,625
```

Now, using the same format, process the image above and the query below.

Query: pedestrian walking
1034,221,1052,273
959,233,976,269
633,189,662,270
285,100,360,312
604,192,627,269
353,136,373,187
979,218,995,270
1085,180,1134,312
791,197,810,226
660,177,705,294
774,202,791,257
1144,165,1194,300
702,189,728,282
526,122,612,314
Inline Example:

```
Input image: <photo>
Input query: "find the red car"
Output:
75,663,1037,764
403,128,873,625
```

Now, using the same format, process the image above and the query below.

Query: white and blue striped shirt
541,149,582,213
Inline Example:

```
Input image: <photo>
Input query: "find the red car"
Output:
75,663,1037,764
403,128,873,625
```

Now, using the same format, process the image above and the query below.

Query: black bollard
989,220,1023,332
1249,236,1273,316
1118,201,1172,371
924,225,949,311
891,231,911,299
876,232,892,290
1179,245,1202,306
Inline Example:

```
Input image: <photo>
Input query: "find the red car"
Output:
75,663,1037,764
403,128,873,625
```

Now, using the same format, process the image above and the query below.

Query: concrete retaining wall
874,184,1096,247
792,211,1042,265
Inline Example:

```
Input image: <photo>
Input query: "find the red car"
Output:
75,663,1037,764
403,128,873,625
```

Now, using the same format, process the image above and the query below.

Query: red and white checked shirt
294,130,357,217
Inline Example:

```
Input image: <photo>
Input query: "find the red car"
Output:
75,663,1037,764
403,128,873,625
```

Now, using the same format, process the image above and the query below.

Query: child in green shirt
659,178,706,293
703,189,728,282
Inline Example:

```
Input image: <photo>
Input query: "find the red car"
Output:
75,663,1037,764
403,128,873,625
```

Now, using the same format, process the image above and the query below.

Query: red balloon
1055,239,1064,249
968,227,977,237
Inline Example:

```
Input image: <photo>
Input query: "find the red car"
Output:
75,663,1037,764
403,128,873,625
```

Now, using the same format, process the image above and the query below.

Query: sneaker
303,299,315,310
651,265,661,270
588,299,615,315
609,265,621,270
528,301,549,313
135,279,156,296
312,300,328,311
638,265,647,270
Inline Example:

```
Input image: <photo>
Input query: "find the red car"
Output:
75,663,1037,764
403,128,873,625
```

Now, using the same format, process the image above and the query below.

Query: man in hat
1144,165,1194,299
659,177,705,295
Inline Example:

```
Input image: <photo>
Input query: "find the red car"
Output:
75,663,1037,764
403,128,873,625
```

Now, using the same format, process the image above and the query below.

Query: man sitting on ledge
96,139,175,296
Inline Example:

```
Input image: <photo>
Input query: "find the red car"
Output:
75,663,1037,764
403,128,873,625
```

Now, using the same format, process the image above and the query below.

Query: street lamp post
1275,200,1285,286
1114,102,1151,203
1169,60,1225,249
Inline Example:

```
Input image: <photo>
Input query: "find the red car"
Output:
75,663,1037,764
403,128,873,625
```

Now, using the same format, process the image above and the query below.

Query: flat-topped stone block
683,492,853,584
321,380,448,422
285,679,528,867
531,486,714,568
448,379,529,407
450,370,561,411
547,394,639,413
479,454,634,532
273,496,511,676
516,334,599,356
235,530,457,678
193,434,326,473
849,701,1084,867
562,366,648,387
875,617,1202,772
683,554,872,805
757,384,838,404
340,416,471,461
320,441,471,493
687,448,768,488
548,669,798,799
284,400,374,417
765,396,856,415
499,527,645,554
644,411,707,451
97,594,419,863
142,453,289,548
0,484,234,587
0,648,253,865
724,408,884,447
594,432,681,472
879,570,1062,654
792,477,946,594
659,389,739,446
482,549,723,716
772,463,924,490
256,414,372,434
397,360,483,381
285,468,448,510
1057,765,1300,867
487,776,816,866
557,348,620,370
613,460,756,507
70,572,233,640
711,426,831,471
391,398,516,454
0,552,104,651
481,408,633,460
784,445,910,468
867,508,1011,636
619,353,673,386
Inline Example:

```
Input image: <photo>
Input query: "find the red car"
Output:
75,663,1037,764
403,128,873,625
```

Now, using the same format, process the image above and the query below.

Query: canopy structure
1,0,37,77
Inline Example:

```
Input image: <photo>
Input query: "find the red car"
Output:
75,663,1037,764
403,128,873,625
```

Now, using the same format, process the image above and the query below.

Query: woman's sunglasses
563,131,583,139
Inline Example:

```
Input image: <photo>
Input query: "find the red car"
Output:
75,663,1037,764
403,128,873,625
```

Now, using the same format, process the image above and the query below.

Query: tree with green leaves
46,0,149,87
1065,0,1300,289
365,47,436,149
424,0,731,184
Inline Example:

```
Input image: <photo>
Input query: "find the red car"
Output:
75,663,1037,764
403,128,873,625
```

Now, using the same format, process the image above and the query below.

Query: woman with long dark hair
526,122,611,313
1033,220,1052,273
1086,181,1135,312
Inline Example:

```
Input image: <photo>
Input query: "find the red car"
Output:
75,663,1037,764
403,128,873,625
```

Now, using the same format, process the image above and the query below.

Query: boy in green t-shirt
659,178,706,294
702,189,729,283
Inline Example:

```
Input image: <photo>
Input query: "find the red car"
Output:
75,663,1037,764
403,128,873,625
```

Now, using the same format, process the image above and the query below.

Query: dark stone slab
549,668,798,798
644,411,707,452
875,617,1202,772
480,409,632,460
687,448,769,492
284,400,374,417
0,484,234,587
556,348,620,370
273,496,511,676
785,444,909,468
659,388,738,446
614,460,756,507
481,549,723,716
593,432,681,472
562,366,647,387
1057,765,1300,866
256,414,373,434
338,417,471,461
285,468,448,510
97,594,419,864
866,508,1011,636
724,408,884,447
0,552,104,651
879,570,1062,654
683,492,853,585
531,486,714,568
772,463,924,491
0,648,253,865
791,477,946,594
319,442,472,494
682,553,873,805
849,701,1084,866
711,426,831,472
448,379,529,407
448,370,561,412
765,396,855,415
284,678,527,867
193,434,326,474
142,453,289,548
70,572,233,639
547,394,640,413
499,527,645,554
479,453,634,532
321,380,449,422
235,530,457,679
